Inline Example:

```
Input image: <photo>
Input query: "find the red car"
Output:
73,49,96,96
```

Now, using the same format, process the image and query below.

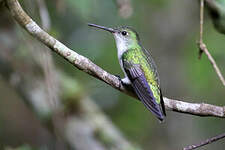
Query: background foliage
0,0,225,150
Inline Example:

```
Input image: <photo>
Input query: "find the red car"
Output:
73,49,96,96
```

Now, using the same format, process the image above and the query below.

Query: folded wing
123,61,165,121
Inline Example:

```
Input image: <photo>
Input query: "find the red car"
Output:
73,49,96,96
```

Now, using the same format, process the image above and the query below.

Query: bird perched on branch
206,0,225,34
88,23,166,121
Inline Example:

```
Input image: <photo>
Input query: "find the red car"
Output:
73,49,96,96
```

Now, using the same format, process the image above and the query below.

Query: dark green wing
123,60,165,121
142,47,166,116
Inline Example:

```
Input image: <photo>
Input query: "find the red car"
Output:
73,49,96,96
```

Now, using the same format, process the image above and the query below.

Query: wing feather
123,61,164,120
142,48,160,85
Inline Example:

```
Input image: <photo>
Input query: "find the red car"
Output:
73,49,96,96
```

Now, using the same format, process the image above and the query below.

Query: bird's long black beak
88,23,116,33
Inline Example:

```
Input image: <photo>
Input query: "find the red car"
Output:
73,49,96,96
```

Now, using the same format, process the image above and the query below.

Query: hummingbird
88,23,166,121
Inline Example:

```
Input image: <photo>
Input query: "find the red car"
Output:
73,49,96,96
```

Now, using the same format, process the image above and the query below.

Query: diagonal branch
199,43,225,86
183,132,225,150
198,0,225,86
5,0,225,118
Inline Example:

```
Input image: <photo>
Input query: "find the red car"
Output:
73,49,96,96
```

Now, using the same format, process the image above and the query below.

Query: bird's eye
121,31,127,36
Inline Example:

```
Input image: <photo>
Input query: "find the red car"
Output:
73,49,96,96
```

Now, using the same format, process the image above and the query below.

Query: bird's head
88,23,140,50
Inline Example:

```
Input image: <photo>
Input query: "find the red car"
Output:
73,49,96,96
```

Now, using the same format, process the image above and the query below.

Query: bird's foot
114,75,132,88
114,74,123,88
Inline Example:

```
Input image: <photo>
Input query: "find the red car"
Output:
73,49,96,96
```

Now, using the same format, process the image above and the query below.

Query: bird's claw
114,74,123,88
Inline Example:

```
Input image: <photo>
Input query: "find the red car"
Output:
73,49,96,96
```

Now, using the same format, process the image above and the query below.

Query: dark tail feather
160,89,166,116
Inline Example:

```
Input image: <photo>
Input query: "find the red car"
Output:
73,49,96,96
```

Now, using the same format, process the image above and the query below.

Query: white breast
113,34,128,77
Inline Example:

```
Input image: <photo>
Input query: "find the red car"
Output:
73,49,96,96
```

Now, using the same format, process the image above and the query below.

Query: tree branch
5,0,225,118
183,132,225,150
182,1,225,149
198,0,225,86
65,97,141,150
164,97,225,117
199,43,225,86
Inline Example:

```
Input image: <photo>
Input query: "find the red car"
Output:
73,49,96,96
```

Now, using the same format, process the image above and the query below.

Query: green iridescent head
88,23,140,50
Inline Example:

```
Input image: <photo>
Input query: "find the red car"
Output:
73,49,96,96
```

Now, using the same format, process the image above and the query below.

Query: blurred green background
0,0,225,150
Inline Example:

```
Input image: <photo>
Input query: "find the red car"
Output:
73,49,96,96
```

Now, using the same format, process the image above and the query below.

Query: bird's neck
117,45,141,60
